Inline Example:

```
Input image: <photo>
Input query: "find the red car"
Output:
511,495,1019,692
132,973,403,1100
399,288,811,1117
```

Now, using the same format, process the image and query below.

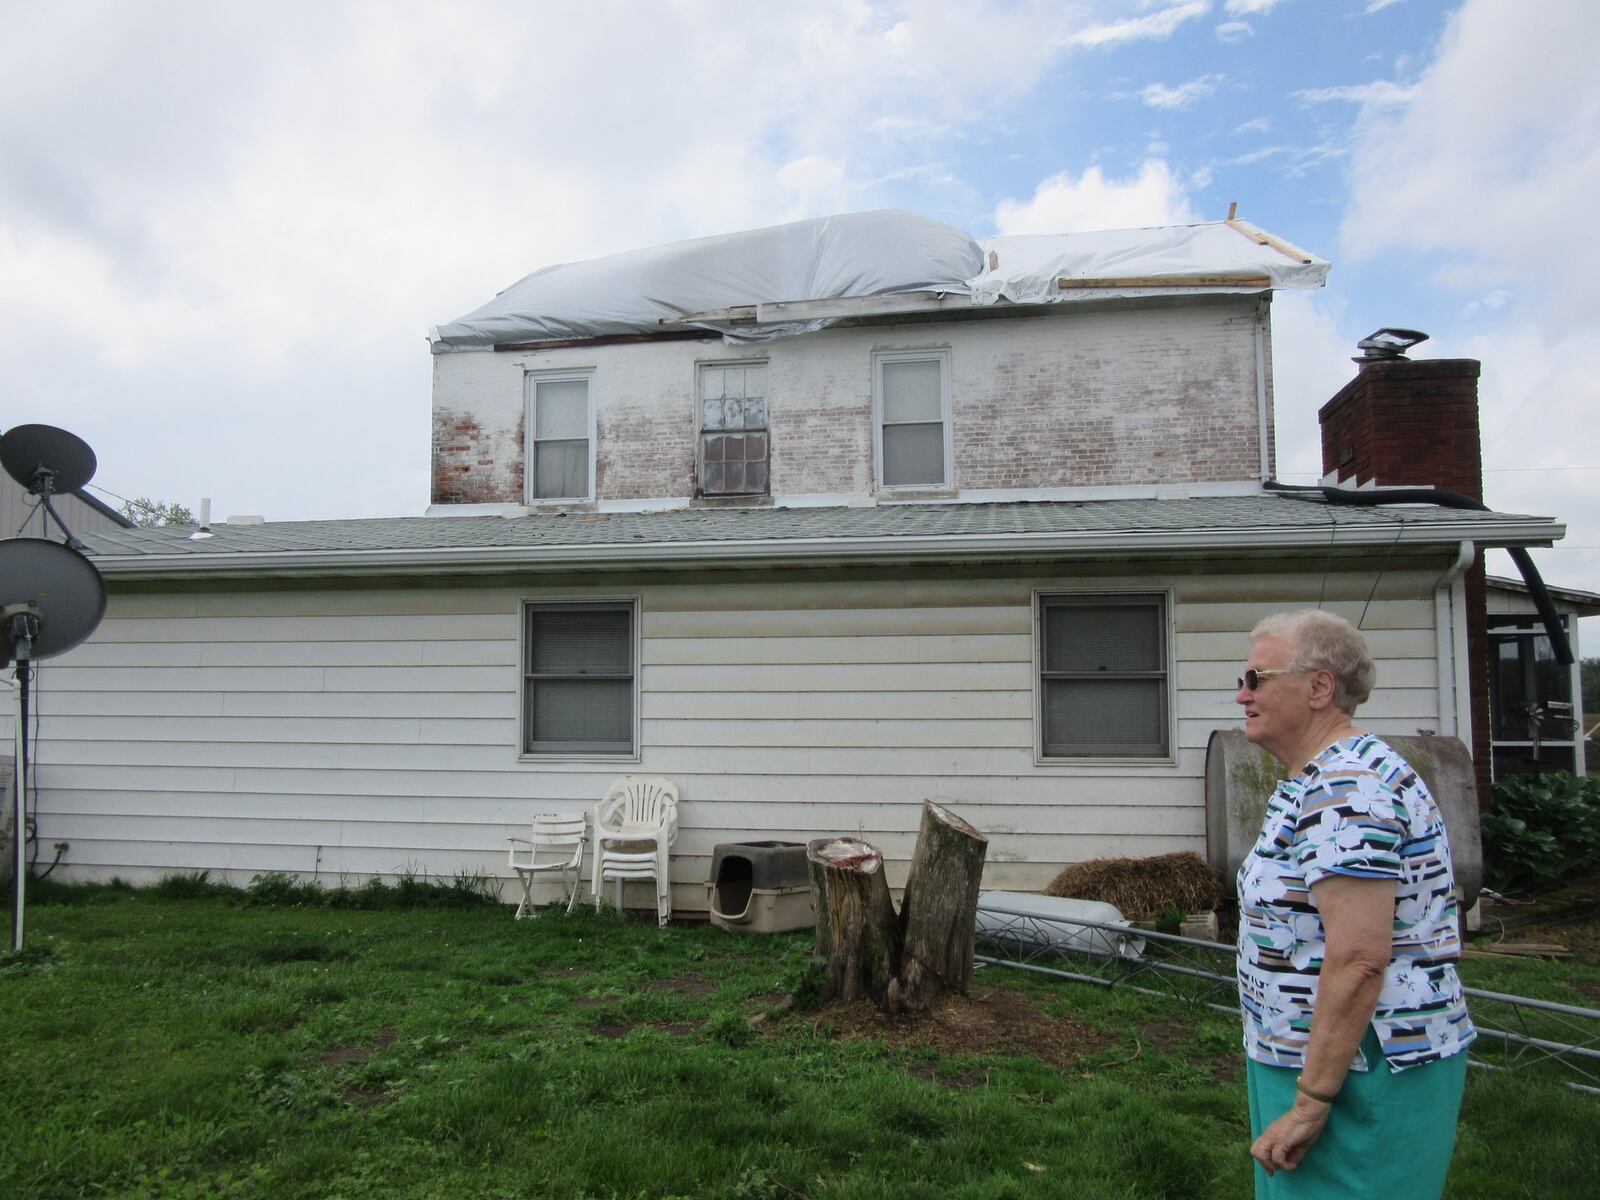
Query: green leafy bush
1481,771,1600,893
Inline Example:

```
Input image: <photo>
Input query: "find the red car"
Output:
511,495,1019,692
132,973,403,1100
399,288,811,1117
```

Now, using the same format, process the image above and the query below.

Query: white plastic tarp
429,210,985,352
968,221,1329,306
429,211,1329,352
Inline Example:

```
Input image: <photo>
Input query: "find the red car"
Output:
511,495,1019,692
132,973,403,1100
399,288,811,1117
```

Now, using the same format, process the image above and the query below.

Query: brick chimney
1317,356,1492,805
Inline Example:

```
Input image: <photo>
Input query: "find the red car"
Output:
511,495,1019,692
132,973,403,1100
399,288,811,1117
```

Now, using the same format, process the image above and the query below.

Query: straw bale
1044,851,1220,921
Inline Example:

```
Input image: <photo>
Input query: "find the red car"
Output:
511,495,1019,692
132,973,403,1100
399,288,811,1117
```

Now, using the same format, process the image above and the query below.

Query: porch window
522,601,636,756
1038,594,1170,758
1489,614,1577,777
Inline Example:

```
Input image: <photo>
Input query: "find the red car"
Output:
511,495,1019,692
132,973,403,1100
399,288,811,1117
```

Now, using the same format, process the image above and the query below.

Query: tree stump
806,836,901,1008
806,803,988,1014
889,802,988,1013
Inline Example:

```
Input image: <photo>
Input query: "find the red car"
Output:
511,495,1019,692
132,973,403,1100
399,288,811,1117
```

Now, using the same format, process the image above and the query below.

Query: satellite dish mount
1,425,109,951
0,423,99,550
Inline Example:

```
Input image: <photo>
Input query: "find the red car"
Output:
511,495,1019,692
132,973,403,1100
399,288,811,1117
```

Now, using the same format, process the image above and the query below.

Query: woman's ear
1306,667,1337,711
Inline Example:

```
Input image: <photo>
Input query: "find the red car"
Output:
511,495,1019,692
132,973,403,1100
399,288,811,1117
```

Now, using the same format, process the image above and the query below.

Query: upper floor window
1038,593,1170,759
526,371,594,502
874,349,952,491
699,362,769,496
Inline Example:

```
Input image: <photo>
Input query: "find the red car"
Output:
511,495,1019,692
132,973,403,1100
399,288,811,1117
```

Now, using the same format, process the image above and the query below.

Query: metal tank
1205,729,1483,907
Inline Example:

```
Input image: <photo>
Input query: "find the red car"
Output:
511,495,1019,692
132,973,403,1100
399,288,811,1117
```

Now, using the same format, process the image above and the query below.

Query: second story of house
426,210,1327,515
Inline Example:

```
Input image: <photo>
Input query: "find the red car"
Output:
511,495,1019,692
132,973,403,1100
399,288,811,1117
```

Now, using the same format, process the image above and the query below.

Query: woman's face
1236,633,1312,761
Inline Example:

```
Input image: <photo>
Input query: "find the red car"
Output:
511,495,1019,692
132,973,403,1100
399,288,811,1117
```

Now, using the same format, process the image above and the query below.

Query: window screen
879,356,947,487
530,377,590,500
1040,595,1169,757
523,603,635,755
700,363,769,496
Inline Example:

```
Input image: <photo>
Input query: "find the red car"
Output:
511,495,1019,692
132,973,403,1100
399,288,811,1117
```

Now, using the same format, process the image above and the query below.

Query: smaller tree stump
806,837,902,1007
889,802,988,1013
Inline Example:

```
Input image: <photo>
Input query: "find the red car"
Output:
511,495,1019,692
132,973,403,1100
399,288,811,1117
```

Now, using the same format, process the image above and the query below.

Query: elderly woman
1235,610,1474,1199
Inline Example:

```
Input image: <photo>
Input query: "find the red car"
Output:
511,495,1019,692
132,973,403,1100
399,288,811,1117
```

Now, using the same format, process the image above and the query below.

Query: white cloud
1365,0,1405,13
1215,21,1253,42
0,0,1102,519
1235,116,1273,134
1225,0,1283,14
1338,0,1600,597
994,160,1199,234
1141,75,1222,109
1294,81,1419,106
1228,146,1287,165
1267,292,1359,483
1072,1,1212,48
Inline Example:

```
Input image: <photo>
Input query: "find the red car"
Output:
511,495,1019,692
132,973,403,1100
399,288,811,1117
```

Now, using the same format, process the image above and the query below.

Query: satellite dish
0,538,107,668
1,424,98,495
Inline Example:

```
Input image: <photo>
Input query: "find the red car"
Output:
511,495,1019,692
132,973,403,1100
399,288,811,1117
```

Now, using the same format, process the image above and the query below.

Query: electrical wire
1357,519,1407,631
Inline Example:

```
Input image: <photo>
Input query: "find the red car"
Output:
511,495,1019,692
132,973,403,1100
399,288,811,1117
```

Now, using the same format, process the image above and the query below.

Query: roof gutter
1267,481,1573,665
87,513,1564,581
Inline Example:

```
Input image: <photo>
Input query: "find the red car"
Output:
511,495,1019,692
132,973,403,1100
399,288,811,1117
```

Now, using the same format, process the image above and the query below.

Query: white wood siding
15,563,1445,909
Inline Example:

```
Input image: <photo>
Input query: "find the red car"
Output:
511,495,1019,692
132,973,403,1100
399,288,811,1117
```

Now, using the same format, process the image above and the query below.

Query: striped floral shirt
1236,733,1476,1072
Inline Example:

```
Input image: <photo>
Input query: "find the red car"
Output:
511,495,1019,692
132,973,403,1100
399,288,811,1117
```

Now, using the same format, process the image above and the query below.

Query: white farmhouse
23,210,1565,911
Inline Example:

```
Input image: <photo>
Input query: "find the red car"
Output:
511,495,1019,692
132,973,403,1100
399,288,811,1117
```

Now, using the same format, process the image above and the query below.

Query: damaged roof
429,209,1329,352
80,494,1557,579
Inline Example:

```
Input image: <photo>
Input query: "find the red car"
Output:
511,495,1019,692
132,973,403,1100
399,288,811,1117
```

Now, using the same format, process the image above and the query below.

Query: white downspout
1434,540,1475,740
1254,298,1272,481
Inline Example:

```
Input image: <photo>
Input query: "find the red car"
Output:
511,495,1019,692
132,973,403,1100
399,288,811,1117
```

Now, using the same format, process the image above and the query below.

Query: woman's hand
1251,1098,1332,1175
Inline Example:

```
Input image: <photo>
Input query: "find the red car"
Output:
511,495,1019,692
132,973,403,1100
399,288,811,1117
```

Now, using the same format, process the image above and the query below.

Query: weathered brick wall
1318,357,1493,804
429,295,1268,504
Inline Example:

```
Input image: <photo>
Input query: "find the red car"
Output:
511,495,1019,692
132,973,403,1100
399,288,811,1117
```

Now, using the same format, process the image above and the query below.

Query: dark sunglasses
1236,668,1299,691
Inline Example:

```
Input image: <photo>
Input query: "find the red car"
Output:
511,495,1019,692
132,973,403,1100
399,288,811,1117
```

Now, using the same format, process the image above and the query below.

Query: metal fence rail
973,901,1600,1095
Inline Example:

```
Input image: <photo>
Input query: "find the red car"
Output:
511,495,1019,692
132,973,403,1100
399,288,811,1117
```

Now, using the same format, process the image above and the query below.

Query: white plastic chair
591,776,679,926
507,812,589,918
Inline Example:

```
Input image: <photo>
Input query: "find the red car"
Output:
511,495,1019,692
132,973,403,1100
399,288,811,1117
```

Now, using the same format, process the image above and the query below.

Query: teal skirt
1246,1028,1468,1199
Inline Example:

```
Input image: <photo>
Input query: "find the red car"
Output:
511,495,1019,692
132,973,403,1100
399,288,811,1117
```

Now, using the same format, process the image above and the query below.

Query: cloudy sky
4,0,1597,631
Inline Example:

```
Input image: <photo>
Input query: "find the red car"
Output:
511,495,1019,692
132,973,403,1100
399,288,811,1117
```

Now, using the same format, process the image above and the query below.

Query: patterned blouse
1236,733,1476,1072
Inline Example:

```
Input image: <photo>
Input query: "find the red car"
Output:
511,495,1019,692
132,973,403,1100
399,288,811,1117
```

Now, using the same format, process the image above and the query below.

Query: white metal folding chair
507,812,588,918
591,776,678,926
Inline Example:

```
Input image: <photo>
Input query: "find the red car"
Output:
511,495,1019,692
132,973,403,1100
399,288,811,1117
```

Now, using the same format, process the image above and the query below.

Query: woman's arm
1251,874,1397,1175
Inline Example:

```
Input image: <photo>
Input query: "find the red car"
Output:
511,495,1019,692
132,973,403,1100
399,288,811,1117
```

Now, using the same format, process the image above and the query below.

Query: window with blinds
527,373,593,502
874,349,951,490
1039,594,1170,758
699,362,769,496
522,601,636,755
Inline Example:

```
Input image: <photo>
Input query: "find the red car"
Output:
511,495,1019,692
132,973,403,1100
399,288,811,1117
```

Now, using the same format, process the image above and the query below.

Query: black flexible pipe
1262,481,1573,665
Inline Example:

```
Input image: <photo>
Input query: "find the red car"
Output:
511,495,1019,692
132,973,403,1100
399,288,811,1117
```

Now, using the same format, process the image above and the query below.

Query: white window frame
517,596,641,762
872,348,954,494
696,358,771,498
524,369,597,505
1033,589,1176,764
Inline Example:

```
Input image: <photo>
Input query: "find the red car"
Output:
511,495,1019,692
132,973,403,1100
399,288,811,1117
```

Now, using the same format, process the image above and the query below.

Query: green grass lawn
3,889,1597,1200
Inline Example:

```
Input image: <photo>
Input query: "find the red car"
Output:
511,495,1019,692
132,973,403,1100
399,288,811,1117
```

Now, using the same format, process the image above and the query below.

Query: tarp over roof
430,210,984,352
428,210,1329,352
970,219,1328,305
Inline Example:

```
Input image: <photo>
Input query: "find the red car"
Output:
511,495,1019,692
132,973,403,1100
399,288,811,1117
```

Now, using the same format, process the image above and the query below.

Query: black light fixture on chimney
1354,327,1429,363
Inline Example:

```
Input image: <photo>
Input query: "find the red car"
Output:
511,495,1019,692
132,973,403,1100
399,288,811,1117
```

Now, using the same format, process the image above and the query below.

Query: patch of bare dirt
648,974,717,996
321,1025,397,1067
785,986,1111,1069
593,1022,633,1039
572,994,619,1009
1477,879,1600,961
1136,1017,1189,1053
652,1021,704,1037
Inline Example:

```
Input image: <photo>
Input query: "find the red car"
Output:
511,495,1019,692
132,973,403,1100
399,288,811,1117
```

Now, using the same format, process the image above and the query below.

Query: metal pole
11,663,27,952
